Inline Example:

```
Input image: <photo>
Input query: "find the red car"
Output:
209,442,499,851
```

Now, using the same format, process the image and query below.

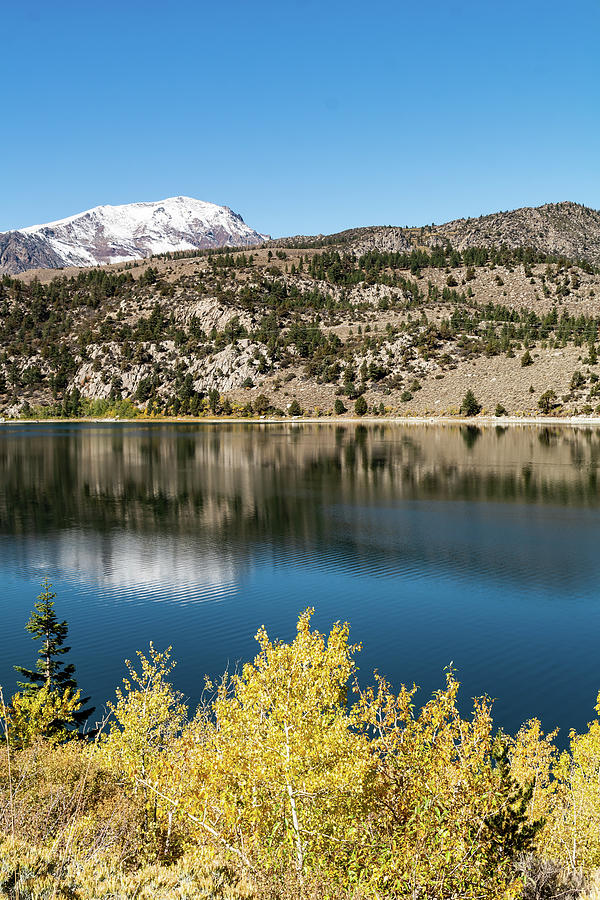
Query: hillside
269,202,600,266
2,232,600,420
431,201,600,264
0,197,268,275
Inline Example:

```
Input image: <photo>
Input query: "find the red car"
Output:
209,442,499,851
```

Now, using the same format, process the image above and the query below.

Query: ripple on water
2,422,600,744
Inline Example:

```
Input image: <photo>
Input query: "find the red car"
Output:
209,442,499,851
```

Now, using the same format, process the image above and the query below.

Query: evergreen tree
538,389,557,413
14,578,94,728
520,349,533,367
354,395,368,416
208,387,220,414
253,394,271,416
483,732,543,863
460,390,482,417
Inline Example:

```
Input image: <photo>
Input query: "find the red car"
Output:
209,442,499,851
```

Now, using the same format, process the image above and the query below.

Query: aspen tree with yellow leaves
101,644,188,857
134,613,547,896
174,610,372,879
5,609,600,897
542,691,600,871
352,672,545,897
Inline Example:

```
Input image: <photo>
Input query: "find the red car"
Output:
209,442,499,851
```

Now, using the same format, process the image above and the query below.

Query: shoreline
5,414,600,428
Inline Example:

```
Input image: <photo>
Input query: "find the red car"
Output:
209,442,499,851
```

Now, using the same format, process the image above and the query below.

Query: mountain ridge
0,196,268,274
2,198,600,277
267,201,600,266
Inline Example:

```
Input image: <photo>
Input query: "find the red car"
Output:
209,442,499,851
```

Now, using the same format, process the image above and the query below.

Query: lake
1,420,600,743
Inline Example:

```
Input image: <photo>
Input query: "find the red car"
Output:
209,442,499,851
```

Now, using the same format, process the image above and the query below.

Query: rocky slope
269,202,600,266
0,196,268,274
431,202,600,264
268,225,414,254
3,236,600,421
0,230,64,273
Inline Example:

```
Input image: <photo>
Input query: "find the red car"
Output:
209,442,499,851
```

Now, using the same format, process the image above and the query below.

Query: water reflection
2,423,600,535
2,421,600,740
2,421,600,590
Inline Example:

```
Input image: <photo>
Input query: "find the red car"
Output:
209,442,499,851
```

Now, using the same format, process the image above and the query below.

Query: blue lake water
1,421,599,743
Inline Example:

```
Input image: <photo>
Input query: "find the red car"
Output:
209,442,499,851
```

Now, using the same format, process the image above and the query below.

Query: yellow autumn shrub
542,691,600,871
99,643,189,858
174,610,372,879
5,682,83,749
151,613,545,897
4,610,600,898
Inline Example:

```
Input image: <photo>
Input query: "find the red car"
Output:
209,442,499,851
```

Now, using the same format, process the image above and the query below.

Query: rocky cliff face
0,230,64,274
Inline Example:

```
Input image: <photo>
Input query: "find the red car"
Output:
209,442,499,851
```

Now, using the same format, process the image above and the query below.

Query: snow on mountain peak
2,196,268,272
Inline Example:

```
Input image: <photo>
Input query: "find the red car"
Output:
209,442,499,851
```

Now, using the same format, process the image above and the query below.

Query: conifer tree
14,577,94,727
460,389,482,416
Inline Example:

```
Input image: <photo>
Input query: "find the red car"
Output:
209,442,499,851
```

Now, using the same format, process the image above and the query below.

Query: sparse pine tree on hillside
521,350,533,367
460,390,482,417
538,390,557,413
354,395,368,416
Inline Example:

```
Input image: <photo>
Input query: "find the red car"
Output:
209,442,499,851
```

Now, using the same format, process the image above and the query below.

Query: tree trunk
283,721,304,874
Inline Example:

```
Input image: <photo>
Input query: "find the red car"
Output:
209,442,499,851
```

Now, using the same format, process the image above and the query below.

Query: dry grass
0,839,257,899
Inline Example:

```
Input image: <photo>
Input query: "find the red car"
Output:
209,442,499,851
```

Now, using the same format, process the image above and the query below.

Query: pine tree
354,395,368,416
14,578,94,727
483,732,543,865
460,389,482,417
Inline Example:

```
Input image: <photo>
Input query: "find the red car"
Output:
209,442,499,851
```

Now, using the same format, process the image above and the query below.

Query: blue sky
1,0,599,237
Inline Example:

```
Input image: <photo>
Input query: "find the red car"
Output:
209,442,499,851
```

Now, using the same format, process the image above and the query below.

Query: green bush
354,396,368,416
521,350,533,367
538,390,557,413
252,394,271,416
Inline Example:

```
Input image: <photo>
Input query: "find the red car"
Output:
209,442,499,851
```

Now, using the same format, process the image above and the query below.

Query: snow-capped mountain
0,196,269,274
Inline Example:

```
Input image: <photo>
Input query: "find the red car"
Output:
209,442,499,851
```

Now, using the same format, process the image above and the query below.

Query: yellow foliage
99,643,188,857
5,682,82,749
175,610,371,879
161,614,537,896
510,718,558,823
543,691,600,871
355,671,525,897
101,643,187,778
9,611,600,896
0,837,253,900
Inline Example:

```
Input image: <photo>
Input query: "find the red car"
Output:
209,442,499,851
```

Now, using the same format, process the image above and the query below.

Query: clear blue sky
2,0,599,237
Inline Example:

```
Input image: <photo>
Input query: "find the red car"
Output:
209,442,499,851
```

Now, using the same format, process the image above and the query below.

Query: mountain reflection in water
1,421,599,744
